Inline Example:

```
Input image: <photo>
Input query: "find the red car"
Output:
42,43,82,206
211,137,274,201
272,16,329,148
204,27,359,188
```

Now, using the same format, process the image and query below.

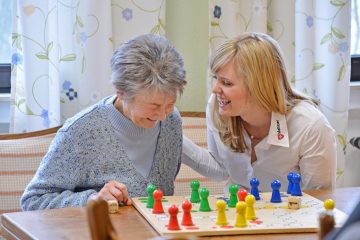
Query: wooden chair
86,198,119,240
0,126,60,214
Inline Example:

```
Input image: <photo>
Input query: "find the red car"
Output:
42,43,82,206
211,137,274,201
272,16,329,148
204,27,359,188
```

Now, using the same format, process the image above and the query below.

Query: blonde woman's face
212,58,255,118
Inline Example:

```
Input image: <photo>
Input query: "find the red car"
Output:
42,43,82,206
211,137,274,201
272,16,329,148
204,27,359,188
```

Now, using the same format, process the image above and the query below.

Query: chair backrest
175,112,226,196
87,198,119,240
0,126,60,214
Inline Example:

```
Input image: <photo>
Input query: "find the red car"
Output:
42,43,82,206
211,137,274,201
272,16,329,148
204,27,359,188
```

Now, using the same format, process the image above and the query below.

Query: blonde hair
210,32,317,152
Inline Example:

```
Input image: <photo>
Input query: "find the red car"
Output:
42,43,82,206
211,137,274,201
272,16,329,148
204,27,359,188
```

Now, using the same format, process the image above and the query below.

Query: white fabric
10,0,165,133
182,94,337,192
9,0,351,186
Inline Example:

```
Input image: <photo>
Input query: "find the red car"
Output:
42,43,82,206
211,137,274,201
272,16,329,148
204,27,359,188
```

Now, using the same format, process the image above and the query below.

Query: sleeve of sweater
20,130,97,210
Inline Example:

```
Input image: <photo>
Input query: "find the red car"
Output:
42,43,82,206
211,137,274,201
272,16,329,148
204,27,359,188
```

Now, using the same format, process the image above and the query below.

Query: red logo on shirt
276,120,284,140
277,133,284,140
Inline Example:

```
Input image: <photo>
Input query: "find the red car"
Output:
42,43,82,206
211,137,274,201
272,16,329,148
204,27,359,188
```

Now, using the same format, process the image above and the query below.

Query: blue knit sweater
20,96,183,210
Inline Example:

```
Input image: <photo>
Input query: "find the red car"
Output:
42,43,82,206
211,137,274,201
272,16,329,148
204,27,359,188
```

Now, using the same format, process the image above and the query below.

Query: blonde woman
182,32,336,192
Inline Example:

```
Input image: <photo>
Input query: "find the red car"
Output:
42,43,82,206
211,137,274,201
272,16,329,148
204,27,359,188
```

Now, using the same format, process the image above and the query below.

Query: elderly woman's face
118,89,177,128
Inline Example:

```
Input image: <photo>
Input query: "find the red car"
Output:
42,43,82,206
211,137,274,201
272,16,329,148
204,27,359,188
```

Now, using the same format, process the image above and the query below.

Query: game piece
216,199,228,226
237,188,248,201
291,173,302,196
245,194,256,220
324,199,335,211
270,179,282,203
167,204,181,230
107,200,119,213
146,184,157,208
190,180,201,203
152,189,164,214
318,199,336,240
228,184,239,208
288,196,301,209
199,188,211,212
250,177,260,200
235,201,247,228
181,200,194,226
287,172,295,194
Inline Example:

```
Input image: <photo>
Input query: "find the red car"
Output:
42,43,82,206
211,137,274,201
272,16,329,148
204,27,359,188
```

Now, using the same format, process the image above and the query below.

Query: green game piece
199,188,211,212
190,180,201,203
146,184,157,208
228,184,239,208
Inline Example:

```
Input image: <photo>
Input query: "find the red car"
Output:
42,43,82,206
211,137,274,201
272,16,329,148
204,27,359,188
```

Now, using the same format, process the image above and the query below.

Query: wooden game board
132,192,348,237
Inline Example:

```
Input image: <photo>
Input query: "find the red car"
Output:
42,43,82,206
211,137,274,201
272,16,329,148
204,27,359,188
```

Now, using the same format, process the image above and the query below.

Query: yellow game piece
324,199,335,210
235,201,247,228
216,200,228,226
245,194,256,220
107,200,119,214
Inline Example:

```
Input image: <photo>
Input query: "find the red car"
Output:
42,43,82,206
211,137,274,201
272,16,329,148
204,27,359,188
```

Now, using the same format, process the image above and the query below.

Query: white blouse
182,94,337,193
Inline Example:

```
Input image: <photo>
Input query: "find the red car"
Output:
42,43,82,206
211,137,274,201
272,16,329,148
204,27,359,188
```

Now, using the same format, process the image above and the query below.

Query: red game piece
238,188,248,201
167,204,181,230
152,189,164,214
181,200,194,226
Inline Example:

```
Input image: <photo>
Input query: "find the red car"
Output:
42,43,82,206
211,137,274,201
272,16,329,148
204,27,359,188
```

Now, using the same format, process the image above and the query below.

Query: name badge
267,112,289,147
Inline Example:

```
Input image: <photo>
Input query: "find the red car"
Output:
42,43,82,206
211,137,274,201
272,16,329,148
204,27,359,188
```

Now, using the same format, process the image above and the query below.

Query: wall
166,0,209,112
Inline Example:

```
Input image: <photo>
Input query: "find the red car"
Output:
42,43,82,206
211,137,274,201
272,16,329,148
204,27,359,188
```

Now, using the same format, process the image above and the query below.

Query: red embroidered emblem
277,133,284,140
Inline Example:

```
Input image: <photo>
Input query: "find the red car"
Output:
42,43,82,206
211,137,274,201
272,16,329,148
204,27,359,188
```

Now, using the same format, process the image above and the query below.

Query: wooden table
1,187,360,240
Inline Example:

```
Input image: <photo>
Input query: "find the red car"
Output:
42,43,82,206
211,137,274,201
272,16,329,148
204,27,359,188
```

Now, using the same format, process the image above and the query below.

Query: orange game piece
167,204,181,230
238,188,248,201
181,200,194,226
152,189,164,214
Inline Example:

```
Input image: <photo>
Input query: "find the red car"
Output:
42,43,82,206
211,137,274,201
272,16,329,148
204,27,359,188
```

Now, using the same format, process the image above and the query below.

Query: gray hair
111,34,187,100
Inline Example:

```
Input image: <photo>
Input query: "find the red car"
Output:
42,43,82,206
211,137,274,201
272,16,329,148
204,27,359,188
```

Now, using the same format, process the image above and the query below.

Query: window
0,0,12,93
352,0,360,54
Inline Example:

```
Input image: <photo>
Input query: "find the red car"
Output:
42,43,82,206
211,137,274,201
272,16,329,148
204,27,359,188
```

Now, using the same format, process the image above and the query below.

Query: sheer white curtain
10,0,164,132
10,0,352,185
209,0,351,186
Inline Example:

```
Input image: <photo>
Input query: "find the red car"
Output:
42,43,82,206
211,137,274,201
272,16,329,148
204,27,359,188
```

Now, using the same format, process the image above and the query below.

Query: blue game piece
250,177,260,200
291,173,302,196
287,172,295,194
270,179,282,203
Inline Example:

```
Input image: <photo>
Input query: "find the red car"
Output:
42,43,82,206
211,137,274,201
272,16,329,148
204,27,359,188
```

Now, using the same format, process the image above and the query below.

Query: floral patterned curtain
209,0,351,186
10,0,165,133
10,0,351,186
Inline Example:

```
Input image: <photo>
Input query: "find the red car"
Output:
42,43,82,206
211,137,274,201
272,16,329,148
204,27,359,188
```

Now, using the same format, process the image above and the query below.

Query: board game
132,192,348,237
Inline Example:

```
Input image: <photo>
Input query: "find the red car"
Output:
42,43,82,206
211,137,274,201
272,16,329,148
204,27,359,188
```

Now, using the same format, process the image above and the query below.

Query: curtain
209,0,351,186
10,0,164,133
10,0,351,186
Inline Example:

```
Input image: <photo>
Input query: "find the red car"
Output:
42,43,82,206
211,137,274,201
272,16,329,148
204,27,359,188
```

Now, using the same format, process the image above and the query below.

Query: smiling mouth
218,98,231,107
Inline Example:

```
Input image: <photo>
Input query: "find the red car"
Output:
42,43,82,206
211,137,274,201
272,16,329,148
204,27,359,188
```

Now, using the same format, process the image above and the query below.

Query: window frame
0,63,11,93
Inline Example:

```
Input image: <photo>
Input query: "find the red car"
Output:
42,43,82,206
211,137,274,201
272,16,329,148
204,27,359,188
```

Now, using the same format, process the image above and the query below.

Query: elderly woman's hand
96,180,132,205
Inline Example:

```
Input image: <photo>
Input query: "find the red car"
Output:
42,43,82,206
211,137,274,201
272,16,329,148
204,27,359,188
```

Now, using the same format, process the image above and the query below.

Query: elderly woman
21,34,186,210
182,32,337,192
